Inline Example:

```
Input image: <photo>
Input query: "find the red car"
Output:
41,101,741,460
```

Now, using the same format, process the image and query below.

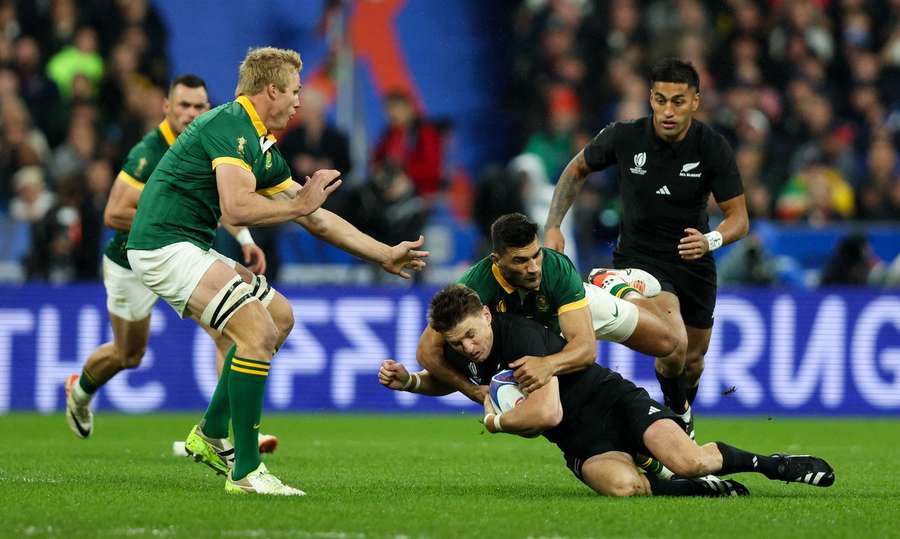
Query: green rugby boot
184,424,233,476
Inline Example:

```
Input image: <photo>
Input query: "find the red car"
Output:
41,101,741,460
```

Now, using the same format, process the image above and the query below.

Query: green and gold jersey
127,96,293,252
456,248,588,335
103,120,177,269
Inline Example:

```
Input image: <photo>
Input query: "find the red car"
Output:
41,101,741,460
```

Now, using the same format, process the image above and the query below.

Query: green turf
0,413,897,539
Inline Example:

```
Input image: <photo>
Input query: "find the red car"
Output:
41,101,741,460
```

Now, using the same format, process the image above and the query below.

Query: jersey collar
648,114,696,151
236,95,278,143
491,263,516,294
158,119,177,146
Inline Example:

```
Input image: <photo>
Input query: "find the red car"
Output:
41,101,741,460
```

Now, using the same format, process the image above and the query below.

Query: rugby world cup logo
630,152,647,175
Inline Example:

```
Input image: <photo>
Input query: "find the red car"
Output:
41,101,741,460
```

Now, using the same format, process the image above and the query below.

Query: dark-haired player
544,58,750,438
380,285,834,497
417,212,688,418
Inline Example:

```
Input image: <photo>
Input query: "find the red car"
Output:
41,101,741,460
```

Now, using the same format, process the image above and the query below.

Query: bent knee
601,478,644,497
119,347,146,369
685,352,705,375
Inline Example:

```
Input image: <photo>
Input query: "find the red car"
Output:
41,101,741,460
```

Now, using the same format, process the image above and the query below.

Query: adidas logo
648,406,660,415
655,186,671,195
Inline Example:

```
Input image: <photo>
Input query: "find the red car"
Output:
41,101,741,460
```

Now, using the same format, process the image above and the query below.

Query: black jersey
583,117,743,261
443,314,636,445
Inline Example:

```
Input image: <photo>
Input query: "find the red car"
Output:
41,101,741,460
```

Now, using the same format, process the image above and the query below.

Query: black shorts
559,386,683,481
613,251,717,329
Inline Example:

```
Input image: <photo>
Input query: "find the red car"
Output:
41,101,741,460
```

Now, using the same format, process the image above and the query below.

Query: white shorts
583,282,639,343
102,255,158,321
127,242,236,318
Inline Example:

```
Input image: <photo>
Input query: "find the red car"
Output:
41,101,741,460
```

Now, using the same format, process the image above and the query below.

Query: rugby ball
489,369,525,413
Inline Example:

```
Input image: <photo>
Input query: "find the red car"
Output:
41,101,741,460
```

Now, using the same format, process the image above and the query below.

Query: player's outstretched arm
545,150,591,252
295,206,428,279
104,173,143,231
417,326,487,404
483,377,562,437
217,165,341,226
509,305,595,394
378,360,455,396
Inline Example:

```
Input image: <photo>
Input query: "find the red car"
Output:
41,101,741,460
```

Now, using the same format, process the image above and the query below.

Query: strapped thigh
250,274,275,307
200,275,257,333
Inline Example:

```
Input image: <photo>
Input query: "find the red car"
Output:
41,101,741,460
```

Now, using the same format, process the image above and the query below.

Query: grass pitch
1,413,897,539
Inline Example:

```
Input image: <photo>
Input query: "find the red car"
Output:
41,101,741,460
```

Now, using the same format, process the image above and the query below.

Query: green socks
199,345,236,439
78,369,100,395
229,356,270,480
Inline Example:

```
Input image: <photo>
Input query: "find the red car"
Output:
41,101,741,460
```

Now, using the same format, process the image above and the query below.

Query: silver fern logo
680,161,702,178
630,152,647,175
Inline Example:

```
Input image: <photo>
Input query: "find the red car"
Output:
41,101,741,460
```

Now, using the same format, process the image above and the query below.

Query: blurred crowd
1,0,898,286
499,0,900,266
0,0,168,281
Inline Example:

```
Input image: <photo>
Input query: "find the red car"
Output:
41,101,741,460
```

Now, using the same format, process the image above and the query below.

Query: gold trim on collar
491,263,516,294
158,120,176,146
236,95,267,137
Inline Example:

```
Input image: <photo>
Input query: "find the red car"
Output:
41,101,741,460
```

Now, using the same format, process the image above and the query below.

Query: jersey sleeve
119,140,154,190
545,250,588,315
583,122,618,171
202,115,258,173
707,132,744,203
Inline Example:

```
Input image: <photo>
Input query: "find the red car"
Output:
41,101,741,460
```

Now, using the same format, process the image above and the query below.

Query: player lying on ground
63,74,278,452
125,47,428,495
380,284,835,497
417,213,696,437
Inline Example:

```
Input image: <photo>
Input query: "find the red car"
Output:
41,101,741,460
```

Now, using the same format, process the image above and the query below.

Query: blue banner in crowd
1,285,898,415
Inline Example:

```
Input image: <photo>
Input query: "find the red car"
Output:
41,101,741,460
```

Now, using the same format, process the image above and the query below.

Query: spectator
820,234,881,286
10,166,55,223
523,85,580,181
857,136,900,220
508,152,577,264
280,87,350,178
776,164,856,225
372,90,443,198
13,35,62,141
47,119,96,185
25,177,82,283
472,164,526,252
45,25,104,99
0,96,49,201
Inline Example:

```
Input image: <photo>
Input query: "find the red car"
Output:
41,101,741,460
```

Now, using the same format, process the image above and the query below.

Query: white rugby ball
489,369,525,413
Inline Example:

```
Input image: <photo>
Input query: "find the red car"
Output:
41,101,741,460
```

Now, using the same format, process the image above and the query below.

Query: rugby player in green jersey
414,213,689,427
64,74,278,454
125,47,428,496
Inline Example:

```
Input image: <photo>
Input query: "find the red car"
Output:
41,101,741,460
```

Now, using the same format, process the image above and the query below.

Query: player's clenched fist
378,359,410,390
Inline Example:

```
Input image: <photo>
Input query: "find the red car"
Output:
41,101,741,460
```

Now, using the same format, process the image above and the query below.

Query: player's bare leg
65,314,152,439
186,260,302,495
580,450,747,497
588,271,691,432
683,325,712,410
643,418,834,487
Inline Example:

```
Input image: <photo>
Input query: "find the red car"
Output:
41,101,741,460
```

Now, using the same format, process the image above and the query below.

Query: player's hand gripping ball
489,369,525,413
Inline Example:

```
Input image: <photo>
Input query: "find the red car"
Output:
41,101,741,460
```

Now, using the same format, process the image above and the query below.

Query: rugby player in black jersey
380,285,834,498
544,59,750,439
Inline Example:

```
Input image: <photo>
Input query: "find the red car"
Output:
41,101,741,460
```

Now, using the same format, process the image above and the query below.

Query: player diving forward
64,74,277,452
125,47,428,495
417,213,694,436
380,284,835,497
